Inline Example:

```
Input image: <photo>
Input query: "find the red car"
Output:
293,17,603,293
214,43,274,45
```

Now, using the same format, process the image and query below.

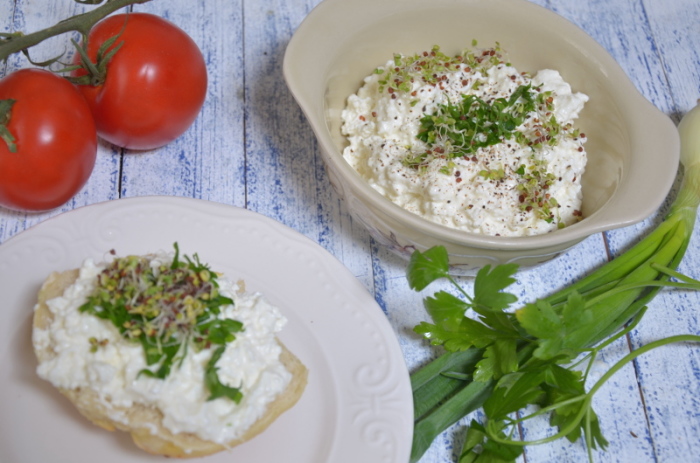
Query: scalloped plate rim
0,196,413,463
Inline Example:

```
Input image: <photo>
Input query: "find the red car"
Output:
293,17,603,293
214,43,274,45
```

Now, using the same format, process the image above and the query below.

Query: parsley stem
585,334,700,403
447,275,474,303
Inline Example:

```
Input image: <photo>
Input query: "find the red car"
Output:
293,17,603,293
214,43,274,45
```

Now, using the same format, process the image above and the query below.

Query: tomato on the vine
0,68,97,212
73,13,208,150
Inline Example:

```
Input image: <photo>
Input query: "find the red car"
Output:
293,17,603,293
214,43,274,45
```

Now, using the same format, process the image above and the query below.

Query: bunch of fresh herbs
407,101,700,462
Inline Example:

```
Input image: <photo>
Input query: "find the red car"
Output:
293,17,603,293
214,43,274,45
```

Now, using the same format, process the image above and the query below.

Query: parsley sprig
79,243,245,403
407,242,700,463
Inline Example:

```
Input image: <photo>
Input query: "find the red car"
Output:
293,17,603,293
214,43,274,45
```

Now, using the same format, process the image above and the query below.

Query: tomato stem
66,18,128,87
0,99,17,153
0,0,151,62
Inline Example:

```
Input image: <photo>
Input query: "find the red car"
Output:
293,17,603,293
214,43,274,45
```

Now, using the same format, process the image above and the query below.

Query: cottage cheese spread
341,45,589,236
32,252,292,445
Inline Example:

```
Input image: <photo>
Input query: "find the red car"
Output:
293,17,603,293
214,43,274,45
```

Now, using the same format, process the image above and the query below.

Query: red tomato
0,69,97,212
73,13,208,150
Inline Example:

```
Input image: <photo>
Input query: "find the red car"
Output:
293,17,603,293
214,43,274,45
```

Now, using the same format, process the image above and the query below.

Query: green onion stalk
407,101,700,463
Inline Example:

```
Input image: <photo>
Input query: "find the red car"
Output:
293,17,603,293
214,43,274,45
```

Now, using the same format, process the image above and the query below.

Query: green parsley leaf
517,291,592,361
206,319,244,345
490,339,519,378
472,338,518,382
473,264,519,311
414,321,451,346
484,370,547,420
542,363,585,396
424,290,468,331
406,246,450,291
138,341,181,379
516,299,562,338
205,345,243,403
414,321,473,351
550,410,606,449
459,419,523,463
410,248,524,352
472,348,497,382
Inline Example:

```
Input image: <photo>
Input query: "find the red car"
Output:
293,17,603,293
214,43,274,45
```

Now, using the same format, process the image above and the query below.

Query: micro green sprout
382,42,584,225
79,243,245,403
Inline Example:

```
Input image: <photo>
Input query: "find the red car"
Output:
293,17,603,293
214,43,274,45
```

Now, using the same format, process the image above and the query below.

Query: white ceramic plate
0,196,413,463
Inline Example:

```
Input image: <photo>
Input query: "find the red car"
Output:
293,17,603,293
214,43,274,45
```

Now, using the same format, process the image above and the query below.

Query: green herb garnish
376,44,508,95
416,84,545,160
205,345,244,402
477,168,506,181
406,152,700,463
79,243,244,403
516,157,559,222
384,43,583,224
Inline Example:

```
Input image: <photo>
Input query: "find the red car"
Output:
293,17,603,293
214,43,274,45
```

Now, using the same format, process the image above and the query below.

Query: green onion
407,100,700,463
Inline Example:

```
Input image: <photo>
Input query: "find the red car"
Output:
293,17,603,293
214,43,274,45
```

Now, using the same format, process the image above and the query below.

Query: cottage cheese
341,45,589,236
32,252,292,445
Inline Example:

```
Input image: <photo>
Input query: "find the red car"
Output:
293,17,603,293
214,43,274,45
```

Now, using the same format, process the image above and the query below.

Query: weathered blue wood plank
567,0,700,461
118,1,247,207
0,0,697,462
536,1,700,462
625,2,700,460
242,0,375,288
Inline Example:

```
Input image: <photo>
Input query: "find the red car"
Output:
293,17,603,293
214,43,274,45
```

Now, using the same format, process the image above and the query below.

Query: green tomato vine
0,0,152,63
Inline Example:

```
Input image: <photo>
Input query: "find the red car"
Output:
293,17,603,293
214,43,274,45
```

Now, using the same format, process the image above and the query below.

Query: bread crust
33,269,308,458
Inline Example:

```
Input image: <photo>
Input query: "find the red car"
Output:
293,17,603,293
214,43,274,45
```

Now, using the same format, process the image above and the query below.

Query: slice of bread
33,269,308,458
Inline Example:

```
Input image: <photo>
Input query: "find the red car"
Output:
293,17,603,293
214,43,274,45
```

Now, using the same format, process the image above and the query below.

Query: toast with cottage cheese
33,268,308,458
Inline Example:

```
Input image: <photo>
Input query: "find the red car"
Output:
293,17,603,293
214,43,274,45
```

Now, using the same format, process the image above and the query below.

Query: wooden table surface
1,0,699,462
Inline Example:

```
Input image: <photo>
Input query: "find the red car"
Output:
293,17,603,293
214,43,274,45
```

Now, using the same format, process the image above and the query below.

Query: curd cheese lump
32,247,307,458
341,44,589,237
